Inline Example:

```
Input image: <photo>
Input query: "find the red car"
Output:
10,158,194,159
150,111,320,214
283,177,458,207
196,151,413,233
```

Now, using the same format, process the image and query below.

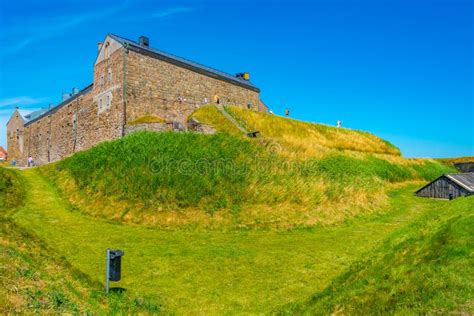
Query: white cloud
152,6,194,18
0,96,48,108
0,1,130,56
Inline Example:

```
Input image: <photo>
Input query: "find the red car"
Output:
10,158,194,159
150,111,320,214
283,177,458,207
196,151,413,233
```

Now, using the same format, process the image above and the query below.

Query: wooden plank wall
416,177,469,199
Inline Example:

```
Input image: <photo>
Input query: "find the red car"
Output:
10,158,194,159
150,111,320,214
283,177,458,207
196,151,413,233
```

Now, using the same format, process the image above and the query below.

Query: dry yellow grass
224,106,401,157
127,115,165,125
45,164,393,230
437,156,474,165
190,105,243,135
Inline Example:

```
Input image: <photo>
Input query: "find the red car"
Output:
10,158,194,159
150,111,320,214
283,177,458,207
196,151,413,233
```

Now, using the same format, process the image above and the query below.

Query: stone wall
125,122,170,135
125,121,216,135
15,45,126,166
6,111,26,165
124,50,261,124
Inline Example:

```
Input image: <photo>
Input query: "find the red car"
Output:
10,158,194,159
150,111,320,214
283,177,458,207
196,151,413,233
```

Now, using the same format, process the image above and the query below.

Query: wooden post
105,248,110,294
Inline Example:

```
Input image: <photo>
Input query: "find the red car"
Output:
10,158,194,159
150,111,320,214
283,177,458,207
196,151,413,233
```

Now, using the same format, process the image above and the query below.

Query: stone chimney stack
139,36,149,47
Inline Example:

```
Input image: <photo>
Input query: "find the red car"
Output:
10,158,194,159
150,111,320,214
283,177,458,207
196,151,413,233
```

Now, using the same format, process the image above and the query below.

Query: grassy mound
190,105,243,135
437,156,474,166
0,167,24,211
191,106,401,158
282,195,474,315
39,131,453,229
127,115,165,125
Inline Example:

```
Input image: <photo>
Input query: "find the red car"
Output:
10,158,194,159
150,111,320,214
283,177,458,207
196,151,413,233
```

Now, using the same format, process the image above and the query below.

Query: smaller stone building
416,173,474,199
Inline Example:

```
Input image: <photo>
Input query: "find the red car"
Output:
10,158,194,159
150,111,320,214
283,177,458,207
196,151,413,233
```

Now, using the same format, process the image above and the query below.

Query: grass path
11,169,445,314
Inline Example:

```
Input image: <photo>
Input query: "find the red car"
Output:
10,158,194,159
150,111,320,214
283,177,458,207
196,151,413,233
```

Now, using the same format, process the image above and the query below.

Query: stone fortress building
7,34,265,166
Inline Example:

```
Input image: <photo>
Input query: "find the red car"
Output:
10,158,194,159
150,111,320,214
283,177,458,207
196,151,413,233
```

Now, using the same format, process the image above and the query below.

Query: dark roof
109,34,260,93
416,172,474,193
446,173,474,192
24,84,93,127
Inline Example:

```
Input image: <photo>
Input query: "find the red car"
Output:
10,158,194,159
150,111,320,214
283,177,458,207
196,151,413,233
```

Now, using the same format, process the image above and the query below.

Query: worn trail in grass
13,169,440,314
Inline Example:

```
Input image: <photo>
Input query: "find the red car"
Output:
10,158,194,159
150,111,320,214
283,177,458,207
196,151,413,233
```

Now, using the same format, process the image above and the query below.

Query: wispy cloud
0,96,48,108
1,1,130,56
152,6,194,19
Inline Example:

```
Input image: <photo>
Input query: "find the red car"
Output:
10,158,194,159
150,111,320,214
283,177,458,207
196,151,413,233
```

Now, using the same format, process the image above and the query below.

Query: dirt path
12,169,439,314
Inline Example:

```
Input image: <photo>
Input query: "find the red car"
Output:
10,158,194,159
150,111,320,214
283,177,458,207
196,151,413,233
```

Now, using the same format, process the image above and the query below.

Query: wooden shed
416,172,474,199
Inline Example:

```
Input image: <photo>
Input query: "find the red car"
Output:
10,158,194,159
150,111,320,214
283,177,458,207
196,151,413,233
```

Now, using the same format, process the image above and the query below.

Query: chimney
98,42,103,51
62,92,71,101
235,72,250,81
72,87,79,95
139,36,149,47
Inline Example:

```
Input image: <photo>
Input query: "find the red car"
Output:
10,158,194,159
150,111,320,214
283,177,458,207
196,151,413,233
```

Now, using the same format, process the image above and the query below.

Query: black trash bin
108,249,124,281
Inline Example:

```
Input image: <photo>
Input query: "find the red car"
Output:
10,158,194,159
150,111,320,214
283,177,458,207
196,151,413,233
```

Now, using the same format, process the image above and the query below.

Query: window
100,75,104,86
106,94,110,107
99,98,103,111
104,42,110,58
108,68,112,82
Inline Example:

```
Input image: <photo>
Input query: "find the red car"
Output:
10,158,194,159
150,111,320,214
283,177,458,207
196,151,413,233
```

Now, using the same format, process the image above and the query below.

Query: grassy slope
437,156,474,166
39,131,454,229
0,167,25,210
127,115,165,125
282,195,474,315
12,169,469,314
0,168,161,314
191,105,243,135
193,105,401,157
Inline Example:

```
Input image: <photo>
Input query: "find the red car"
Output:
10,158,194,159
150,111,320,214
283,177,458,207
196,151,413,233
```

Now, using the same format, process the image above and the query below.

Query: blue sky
0,0,472,157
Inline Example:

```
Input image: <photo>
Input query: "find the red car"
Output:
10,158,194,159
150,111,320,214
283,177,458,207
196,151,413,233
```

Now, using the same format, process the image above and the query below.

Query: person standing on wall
285,108,290,117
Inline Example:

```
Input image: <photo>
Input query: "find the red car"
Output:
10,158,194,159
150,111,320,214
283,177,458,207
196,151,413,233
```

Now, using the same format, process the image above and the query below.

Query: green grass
9,168,472,314
39,131,454,229
2,106,469,314
0,168,161,314
0,167,25,210
282,195,474,315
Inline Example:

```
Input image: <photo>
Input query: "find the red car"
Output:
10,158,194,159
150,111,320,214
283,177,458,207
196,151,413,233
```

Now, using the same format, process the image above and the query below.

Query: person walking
337,120,342,128
27,155,34,167
285,108,290,117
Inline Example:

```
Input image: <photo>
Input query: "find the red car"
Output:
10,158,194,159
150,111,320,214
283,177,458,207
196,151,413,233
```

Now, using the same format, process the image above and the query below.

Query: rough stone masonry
7,34,265,166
